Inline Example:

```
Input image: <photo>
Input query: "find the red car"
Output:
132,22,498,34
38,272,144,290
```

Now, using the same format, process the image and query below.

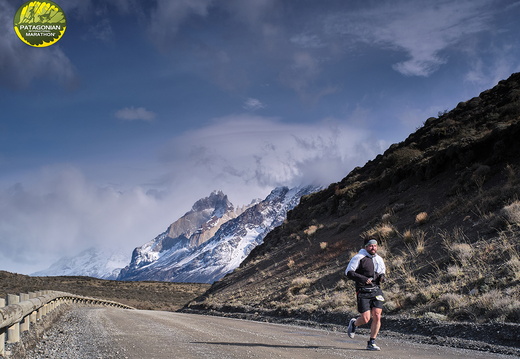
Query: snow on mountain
31,247,129,280
118,185,320,283
32,186,320,282
117,190,248,278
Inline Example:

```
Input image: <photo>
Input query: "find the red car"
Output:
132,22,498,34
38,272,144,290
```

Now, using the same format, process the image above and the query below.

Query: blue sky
1,0,520,275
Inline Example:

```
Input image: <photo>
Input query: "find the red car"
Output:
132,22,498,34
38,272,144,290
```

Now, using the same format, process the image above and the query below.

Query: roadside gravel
10,305,123,359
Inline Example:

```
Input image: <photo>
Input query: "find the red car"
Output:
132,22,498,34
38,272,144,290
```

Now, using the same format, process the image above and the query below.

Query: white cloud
159,114,384,203
279,51,338,102
0,165,192,274
84,17,114,43
243,98,265,111
290,34,325,49
221,0,277,27
464,47,520,91
148,0,214,49
115,106,156,122
325,0,494,77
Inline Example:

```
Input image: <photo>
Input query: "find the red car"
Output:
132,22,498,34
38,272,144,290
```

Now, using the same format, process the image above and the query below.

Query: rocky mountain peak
191,190,233,215
118,185,320,282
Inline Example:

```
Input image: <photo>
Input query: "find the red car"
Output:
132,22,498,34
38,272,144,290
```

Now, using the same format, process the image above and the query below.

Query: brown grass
0,272,210,311
415,212,428,224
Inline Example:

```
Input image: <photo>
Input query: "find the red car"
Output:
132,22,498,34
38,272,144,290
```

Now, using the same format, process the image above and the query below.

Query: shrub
438,293,466,311
502,200,520,225
446,265,463,279
471,290,519,321
381,212,393,223
363,223,396,241
415,212,428,224
450,243,474,265
389,147,423,167
289,277,312,295
304,224,323,236
415,231,426,254
318,292,351,310
402,229,413,243
505,255,520,280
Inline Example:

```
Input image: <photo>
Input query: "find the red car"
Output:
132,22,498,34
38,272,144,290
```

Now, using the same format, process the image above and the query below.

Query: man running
344,238,386,351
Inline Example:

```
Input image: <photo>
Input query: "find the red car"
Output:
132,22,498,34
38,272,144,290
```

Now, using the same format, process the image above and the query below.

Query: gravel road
15,306,519,359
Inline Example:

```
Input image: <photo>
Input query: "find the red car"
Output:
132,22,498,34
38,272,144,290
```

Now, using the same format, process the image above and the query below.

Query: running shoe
366,341,381,351
347,318,356,338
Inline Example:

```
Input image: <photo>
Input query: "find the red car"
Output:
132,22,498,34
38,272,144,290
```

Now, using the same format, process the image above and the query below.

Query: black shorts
356,288,385,313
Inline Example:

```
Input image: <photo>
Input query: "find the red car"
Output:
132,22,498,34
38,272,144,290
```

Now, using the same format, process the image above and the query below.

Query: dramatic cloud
0,166,191,274
159,114,385,204
115,106,156,122
324,0,495,77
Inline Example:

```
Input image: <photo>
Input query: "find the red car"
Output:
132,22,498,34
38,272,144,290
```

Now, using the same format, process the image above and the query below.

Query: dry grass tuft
415,212,428,224
288,277,312,295
414,230,426,254
502,200,520,225
363,223,396,241
402,229,413,243
304,224,324,236
381,212,393,223
317,292,351,311
506,255,520,280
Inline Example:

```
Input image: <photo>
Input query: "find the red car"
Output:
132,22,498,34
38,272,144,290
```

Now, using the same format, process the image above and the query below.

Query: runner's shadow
191,341,360,351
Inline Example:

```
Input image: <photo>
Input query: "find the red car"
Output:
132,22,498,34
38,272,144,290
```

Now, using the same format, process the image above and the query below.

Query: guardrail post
36,292,43,321
20,293,30,332
29,292,38,324
0,298,5,357
6,294,20,344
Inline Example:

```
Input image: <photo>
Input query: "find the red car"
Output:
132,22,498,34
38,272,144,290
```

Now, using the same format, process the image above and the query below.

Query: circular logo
13,1,67,47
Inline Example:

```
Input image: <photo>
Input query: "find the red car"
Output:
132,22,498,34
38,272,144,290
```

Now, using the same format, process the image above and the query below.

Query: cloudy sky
1,0,520,275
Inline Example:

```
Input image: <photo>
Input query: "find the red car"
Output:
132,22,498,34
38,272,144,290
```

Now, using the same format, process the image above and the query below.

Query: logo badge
13,1,67,47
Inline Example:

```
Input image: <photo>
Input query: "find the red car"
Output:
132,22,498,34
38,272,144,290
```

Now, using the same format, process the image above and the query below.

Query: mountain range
34,185,320,283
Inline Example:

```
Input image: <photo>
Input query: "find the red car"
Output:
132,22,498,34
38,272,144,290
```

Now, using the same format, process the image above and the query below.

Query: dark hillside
186,73,520,345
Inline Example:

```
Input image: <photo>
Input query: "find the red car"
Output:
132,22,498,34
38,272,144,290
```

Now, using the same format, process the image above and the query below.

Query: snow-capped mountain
118,185,320,283
31,247,129,280
118,190,251,278
33,186,319,282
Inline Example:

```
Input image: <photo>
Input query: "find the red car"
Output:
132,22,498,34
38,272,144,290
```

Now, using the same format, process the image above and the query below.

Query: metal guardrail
0,290,134,356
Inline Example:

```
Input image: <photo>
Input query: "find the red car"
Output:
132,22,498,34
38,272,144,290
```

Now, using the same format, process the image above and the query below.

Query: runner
344,238,386,351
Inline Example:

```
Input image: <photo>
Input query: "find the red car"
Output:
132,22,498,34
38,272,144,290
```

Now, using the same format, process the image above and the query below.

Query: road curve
24,307,517,359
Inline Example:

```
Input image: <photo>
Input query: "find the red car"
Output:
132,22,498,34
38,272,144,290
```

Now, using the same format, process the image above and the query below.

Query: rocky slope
186,73,520,349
